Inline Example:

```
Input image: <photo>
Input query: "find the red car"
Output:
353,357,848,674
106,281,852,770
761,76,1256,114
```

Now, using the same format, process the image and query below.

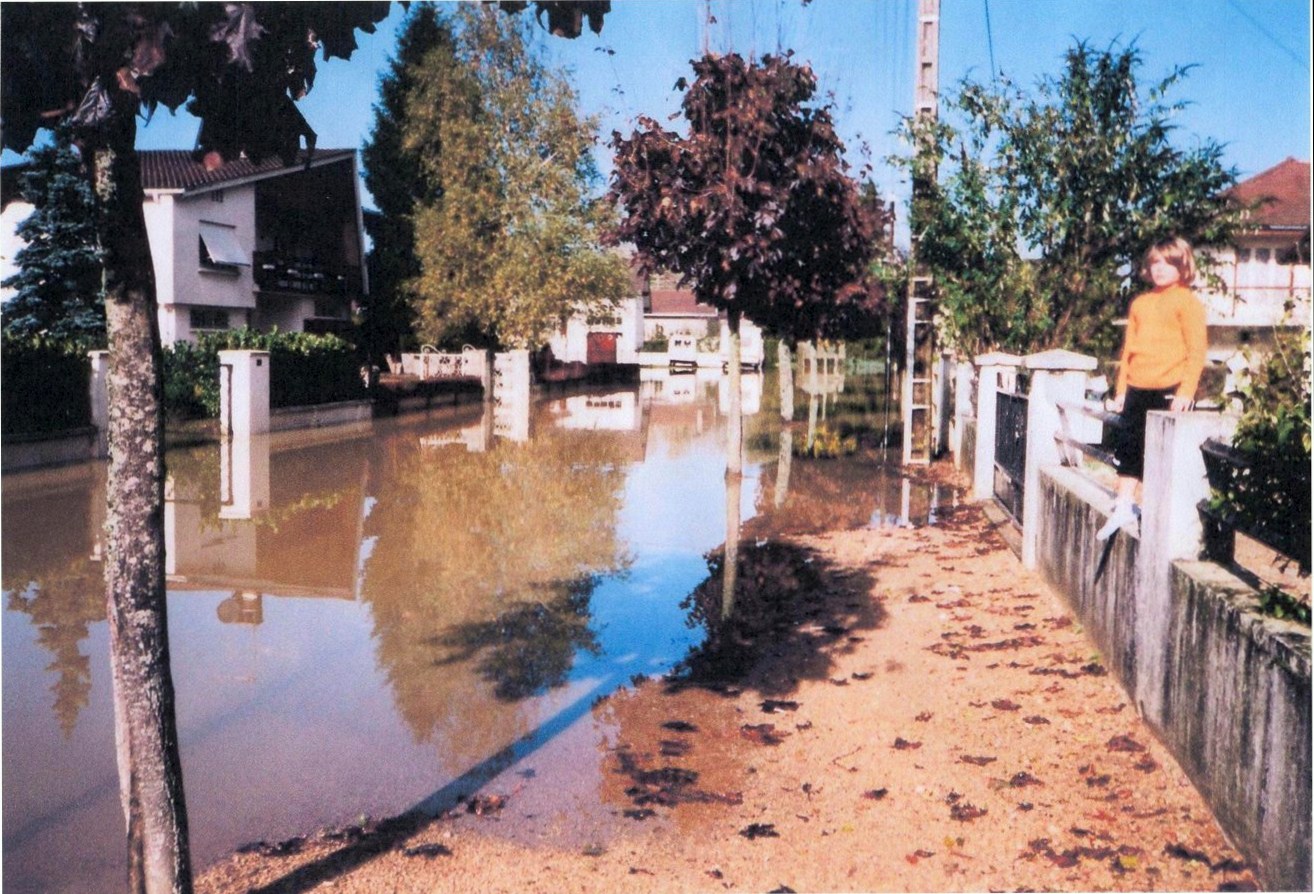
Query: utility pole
901,0,939,465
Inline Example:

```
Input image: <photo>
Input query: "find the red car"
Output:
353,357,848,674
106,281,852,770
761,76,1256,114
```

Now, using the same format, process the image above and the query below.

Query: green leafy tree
2,128,106,342
610,52,876,470
899,41,1244,357
1,4,607,890
399,4,630,349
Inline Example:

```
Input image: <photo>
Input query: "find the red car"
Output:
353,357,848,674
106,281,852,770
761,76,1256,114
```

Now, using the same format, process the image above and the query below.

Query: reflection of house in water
164,431,372,619
550,391,642,431
718,371,763,416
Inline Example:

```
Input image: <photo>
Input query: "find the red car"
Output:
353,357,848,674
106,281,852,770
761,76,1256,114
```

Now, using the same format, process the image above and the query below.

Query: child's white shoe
1095,501,1139,541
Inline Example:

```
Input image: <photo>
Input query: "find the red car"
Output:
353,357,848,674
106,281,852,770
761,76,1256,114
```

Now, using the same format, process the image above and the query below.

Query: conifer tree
2,128,106,342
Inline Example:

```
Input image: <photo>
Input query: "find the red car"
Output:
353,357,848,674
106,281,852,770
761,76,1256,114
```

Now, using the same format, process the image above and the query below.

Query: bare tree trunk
726,311,743,478
90,101,193,894
777,339,794,422
722,466,741,620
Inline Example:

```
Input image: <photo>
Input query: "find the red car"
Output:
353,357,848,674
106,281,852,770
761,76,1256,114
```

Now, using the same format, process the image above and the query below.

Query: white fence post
971,352,1022,501
218,350,271,437
1021,349,1098,568
1133,410,1238,724
88,350,110,458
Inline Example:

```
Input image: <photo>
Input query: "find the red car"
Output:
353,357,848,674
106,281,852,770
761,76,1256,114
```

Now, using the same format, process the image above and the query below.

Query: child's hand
1170,395,1195,412
1107,394,1125,414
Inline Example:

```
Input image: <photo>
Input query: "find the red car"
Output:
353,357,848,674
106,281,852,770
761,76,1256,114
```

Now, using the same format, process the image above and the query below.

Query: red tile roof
648,289,716,317
139,149,355,193
1230,158,1311,229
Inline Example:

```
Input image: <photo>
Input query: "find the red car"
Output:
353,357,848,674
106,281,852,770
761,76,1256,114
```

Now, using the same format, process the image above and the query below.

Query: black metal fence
993,388,1028,522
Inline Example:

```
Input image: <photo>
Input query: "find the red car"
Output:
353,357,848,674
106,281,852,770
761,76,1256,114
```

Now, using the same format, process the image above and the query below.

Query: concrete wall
1037,464,1311,891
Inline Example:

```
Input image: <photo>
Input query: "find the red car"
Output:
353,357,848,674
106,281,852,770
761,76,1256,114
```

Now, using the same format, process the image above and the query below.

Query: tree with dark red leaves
1,5,606,891
610,52,879,465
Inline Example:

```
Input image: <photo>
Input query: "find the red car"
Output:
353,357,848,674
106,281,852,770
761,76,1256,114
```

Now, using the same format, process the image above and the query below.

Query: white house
3,148,369,345
1200,157,1311,360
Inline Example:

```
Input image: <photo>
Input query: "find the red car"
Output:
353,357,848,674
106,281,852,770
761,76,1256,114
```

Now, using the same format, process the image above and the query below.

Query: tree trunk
90,101,193,894
777,339,794,422
726,311,743,478
722,465,741,620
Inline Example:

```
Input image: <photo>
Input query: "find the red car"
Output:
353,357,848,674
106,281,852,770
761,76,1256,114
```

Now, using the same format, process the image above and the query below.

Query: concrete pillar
88,350,110,458
1133,410,1237,724
971,352,1022,501
1021,349,1098,568
465,347,495,402
219,350,271,437
950,359,973,468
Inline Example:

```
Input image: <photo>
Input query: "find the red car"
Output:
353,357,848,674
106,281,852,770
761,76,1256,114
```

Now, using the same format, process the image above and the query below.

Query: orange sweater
1115,284,1207,399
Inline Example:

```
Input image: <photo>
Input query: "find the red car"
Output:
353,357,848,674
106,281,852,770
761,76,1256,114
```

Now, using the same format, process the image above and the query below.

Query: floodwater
1,366,956,893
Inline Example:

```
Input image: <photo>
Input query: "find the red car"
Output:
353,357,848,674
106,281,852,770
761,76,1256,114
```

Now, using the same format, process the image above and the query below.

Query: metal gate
993,380,1028,523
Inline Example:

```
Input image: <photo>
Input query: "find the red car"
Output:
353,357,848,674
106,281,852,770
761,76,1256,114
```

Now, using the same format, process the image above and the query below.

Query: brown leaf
1023,715,1050,725
1107,735,1146,752
991,699,1022,711
959,755,997,766
862,788,889,800
892,737,922,750
950,802,988,821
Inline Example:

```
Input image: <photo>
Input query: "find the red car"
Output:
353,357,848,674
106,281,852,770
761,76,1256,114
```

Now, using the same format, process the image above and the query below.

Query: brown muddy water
1,366,955,893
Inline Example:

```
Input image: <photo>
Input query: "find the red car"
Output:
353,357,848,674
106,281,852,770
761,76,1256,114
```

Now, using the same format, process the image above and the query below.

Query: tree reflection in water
361,417,630,763
434,575,602,701
3,477,105,737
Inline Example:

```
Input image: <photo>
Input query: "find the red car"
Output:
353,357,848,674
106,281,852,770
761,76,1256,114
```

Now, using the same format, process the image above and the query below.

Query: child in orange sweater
1096,236,1208,540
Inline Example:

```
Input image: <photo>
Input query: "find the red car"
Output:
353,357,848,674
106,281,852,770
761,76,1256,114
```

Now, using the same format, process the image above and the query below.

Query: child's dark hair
1140,236,1197,285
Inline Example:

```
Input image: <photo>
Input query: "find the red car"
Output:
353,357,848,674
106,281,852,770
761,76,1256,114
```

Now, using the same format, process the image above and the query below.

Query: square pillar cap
1023,349,1098,372
975,352,1022,368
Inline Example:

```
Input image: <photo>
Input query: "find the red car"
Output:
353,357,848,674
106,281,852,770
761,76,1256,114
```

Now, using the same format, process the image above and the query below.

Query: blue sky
17,1,1314,243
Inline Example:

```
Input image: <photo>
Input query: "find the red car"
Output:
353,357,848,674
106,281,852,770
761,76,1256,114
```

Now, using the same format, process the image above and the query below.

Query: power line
1224,0,1310,71
984,0,997,82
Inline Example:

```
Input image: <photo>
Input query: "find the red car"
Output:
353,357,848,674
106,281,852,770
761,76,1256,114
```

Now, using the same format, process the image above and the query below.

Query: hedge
164,329,367,420
1,335,92,436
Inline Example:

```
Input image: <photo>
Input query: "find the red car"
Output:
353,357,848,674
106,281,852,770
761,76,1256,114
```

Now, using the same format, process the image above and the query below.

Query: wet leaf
990,698,1021,711
1085,774,1112,787
914,711,934,722
1164,842,1212,865
1107,734,1146,752
741,723,789,746
1133,755,1159,772
582,843,607,857
905,849,936,864
739,823,780,840
959,755,997,766
760,699,799,713
1023,714,1050,725
1009,772,1043,788
403,843,453,859
660,739,692,757
862,788,888,800
768,886,797,893
851,671,873,680
950,801,988,821
661,719,698,732
892,737,922,750
623,808,656,821
464,794,507,816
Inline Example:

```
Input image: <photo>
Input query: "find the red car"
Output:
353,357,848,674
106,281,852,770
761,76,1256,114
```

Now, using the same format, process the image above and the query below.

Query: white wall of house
0,200,34,304
1201,243,1312,328
643,314,718,341
547,296,643,364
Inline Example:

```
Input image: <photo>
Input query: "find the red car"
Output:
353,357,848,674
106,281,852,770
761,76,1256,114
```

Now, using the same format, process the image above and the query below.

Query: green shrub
1,335,92,436
640,334,668,352
163,329,367,420
1210,327,1311,572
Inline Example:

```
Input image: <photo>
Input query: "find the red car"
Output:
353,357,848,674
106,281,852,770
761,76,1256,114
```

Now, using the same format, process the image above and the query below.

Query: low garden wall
1,426,98,472
1037,464,1311,891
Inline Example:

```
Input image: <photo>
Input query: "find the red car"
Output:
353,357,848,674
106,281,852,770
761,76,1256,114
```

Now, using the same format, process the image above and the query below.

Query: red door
586,332,618,364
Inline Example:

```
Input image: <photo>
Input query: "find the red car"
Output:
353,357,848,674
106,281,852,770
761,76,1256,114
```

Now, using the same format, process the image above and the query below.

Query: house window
1256,248,1272,263
189,308,230,331
198,221,248,272
210,190,225,203
1237,248,1251,263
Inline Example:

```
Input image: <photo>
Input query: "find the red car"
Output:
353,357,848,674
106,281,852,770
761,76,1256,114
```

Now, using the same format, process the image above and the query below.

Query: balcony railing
253,252,360,298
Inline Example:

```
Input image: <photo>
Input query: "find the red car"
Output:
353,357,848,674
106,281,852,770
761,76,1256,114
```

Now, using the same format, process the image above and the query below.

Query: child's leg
1097,475,1142,540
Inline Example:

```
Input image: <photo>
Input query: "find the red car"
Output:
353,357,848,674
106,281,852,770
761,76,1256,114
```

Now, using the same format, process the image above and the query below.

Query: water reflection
3,365,955,893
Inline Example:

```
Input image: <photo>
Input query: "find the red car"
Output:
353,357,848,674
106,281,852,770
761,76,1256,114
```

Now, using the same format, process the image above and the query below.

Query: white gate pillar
219,350,271,437
971,352,1022,501
88,350,110,458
